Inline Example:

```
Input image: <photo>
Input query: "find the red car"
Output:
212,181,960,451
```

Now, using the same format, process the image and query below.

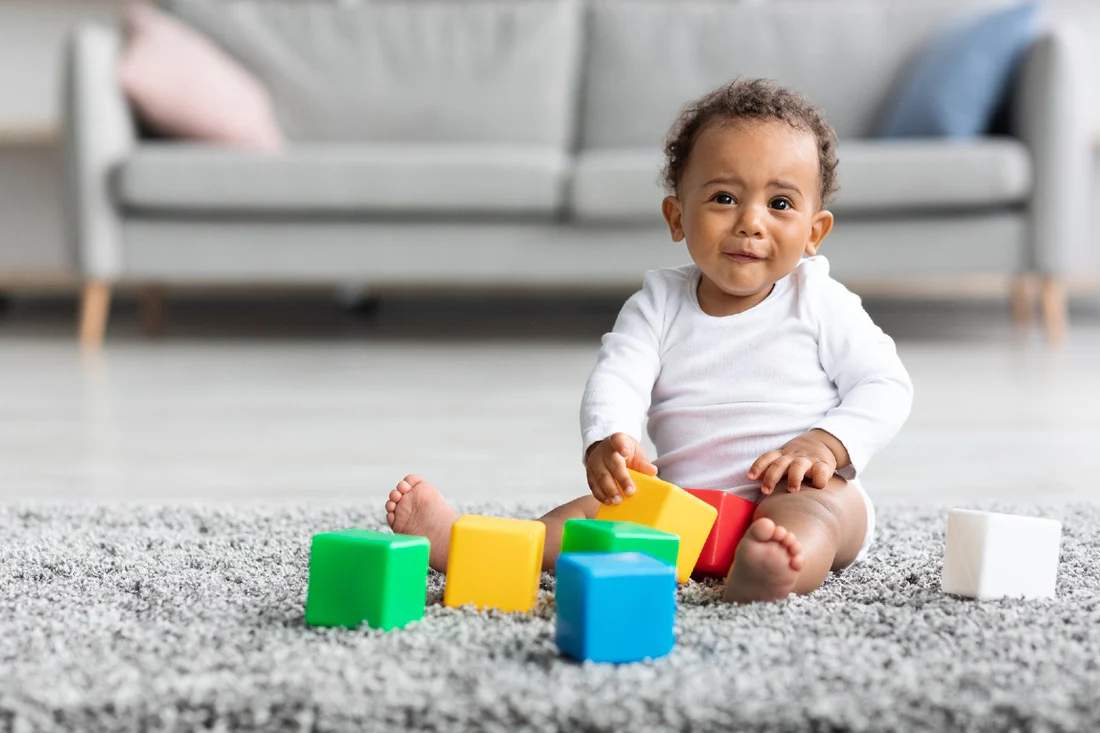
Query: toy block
305,529,429,630
595,470,718,582
444,514,546,612
684,489,757,577
560,519,679,568
941,509,1062,600
556,552,676,663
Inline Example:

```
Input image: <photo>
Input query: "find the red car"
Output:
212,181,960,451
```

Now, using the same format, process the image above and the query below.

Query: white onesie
579,256,913,560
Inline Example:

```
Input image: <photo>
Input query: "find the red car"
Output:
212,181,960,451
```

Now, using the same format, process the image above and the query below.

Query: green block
305,529,429,630
560,519,679,568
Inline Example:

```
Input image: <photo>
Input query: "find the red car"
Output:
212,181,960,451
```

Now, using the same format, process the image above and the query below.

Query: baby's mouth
723,252,764,263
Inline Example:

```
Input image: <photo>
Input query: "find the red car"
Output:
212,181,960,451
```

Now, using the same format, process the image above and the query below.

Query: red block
684,489,757,577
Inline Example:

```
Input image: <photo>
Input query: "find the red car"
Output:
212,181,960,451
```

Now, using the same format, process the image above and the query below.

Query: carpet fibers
2,502,1100,732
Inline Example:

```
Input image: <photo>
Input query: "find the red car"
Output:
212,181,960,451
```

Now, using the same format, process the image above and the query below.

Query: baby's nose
735,210,765,237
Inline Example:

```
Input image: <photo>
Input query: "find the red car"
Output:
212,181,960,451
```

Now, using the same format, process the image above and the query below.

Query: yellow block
595,470,718,582
444,514,546,612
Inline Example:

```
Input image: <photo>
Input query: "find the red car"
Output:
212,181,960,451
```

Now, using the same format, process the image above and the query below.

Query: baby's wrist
584,440,603,461
808,429,849,469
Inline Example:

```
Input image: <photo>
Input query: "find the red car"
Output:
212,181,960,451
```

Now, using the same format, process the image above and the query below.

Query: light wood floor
0,294,1097,507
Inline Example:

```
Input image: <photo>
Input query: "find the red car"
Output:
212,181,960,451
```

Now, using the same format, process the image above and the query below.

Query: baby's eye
770,197,793,211
712,193,735,205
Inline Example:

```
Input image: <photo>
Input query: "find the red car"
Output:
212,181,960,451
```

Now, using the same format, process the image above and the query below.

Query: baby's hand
585,433,658,505
749,430,842,494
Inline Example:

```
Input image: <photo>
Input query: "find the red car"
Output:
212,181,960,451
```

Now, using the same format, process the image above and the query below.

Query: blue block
555,552,676,663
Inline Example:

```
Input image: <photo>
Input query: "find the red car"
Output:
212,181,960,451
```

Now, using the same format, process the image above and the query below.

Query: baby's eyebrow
769,180,803,195
702,176,803,196
702,176,743,188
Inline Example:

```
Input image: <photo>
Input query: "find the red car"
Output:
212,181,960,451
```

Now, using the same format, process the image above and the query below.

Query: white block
941,509,1062,600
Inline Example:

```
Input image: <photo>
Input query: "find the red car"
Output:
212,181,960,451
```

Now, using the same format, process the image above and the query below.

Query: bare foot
722,518,804,603
385,474,460,572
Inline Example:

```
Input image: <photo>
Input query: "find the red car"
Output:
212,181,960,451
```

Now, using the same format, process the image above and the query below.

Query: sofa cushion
117,4,283,150
114,144,569,216
830,138,1032,214
878,2,1042,137
570,150,667,222
581,0,1019,149
569,139,1031,221
163,0,583,148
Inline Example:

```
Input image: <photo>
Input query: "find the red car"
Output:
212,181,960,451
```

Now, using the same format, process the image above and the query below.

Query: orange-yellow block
443,514,546,612
595,470,718,582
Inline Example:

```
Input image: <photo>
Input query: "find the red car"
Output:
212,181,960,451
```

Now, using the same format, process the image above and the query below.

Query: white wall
0,1,123,280
1051,0,1100,125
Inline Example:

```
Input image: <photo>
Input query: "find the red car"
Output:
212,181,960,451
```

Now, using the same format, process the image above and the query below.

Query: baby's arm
754,270,914,493
580,274,665,503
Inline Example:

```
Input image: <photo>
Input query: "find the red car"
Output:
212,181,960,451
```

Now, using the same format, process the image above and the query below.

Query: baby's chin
711,279,779,299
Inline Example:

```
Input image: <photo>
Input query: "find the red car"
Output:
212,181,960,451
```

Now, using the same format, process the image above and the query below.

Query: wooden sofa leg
140,286,166,336
1040,277,1068,345
1010,276,1033,327
79,281,111,349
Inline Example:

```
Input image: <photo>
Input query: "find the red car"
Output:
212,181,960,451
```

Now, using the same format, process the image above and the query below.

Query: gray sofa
64,0,1090,347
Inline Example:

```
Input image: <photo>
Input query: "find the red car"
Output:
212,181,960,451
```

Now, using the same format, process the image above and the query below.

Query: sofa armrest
1011,26,1092,278
61,23,136,281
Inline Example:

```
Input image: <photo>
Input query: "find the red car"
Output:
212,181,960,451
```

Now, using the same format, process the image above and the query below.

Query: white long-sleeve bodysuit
580,256,913,550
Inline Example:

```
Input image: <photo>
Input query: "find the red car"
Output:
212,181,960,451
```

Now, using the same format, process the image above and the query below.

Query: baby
386,79,913,603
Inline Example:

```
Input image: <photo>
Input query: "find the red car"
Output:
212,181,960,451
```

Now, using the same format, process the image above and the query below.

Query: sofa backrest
581,0,1021,149
164,0,584,148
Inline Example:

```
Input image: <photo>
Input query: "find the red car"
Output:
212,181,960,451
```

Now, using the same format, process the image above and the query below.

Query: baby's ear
662,196,685,242
805,209,834,256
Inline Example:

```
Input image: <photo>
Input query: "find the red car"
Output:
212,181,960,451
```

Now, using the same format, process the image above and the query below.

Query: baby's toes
747,517,777,542
386,500,397,513
389,489,404,503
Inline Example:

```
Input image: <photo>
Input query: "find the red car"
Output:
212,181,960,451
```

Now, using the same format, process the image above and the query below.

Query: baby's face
662,120,834,317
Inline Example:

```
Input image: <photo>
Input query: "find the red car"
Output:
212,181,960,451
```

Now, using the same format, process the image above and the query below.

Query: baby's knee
760,474,850,509
545,494,601,521
579,495,602,519
754,485,844,540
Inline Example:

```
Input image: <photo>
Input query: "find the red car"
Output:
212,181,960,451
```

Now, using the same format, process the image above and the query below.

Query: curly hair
661,79,839,207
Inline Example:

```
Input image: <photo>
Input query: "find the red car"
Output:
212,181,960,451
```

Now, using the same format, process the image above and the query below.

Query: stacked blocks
560,519,679,569
941,508,1062,600
305,529,429,630
684,488,757,577
595,470,718,582
555,552,676,663
444,514,546,612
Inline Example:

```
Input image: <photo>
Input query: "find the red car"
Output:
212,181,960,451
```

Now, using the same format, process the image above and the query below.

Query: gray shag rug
2,502,1100,733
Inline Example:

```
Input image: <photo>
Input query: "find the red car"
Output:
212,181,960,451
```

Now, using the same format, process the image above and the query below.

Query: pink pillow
117,3,284,150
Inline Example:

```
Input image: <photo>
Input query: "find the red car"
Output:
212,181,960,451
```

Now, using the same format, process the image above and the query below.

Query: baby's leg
386,474,599,573
386,475,461,571
537,495,601,570
723,476,867,603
